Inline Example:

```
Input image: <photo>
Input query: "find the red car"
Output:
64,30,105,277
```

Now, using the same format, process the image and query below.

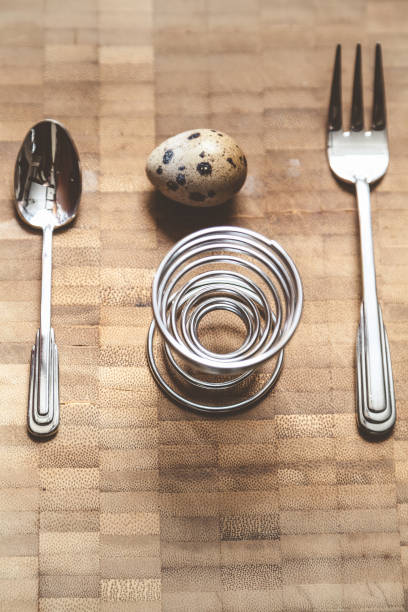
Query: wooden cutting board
1,0,407,610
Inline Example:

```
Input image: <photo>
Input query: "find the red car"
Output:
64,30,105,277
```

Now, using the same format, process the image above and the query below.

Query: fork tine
328,44,342,131
351,44,364,131
372,43,386,130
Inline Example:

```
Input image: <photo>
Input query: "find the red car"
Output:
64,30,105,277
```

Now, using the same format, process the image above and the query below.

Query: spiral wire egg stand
147,226,303,414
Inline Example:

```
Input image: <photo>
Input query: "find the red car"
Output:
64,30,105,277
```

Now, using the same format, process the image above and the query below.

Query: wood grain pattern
0,0,407,610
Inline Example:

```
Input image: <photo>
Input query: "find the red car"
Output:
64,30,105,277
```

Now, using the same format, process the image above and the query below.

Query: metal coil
147,226,303,413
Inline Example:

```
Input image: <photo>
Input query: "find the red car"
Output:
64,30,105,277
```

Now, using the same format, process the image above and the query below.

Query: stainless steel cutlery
327,44,395,436
14,119,81,437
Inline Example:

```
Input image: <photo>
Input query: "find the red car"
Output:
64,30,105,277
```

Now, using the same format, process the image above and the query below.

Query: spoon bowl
14,119,81,230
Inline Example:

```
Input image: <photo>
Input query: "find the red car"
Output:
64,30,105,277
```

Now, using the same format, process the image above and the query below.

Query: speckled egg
145,129,247,207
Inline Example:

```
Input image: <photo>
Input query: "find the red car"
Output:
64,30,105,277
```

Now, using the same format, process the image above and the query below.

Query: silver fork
327,44,395,436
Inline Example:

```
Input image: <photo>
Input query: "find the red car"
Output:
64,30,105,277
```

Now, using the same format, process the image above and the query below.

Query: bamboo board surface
0,0,408,610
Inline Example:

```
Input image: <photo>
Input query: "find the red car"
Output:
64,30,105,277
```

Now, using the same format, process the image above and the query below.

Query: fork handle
355,178,395,434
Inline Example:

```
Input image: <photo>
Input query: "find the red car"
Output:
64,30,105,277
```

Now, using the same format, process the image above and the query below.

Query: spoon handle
28,225,59,437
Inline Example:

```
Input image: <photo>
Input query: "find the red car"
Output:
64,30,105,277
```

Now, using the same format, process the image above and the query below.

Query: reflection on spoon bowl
15,118,81,230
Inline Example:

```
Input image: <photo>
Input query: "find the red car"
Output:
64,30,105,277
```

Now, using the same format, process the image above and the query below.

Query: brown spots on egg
196,162,212,176
163,150,174,164
166,180,178,191
189,192,206,202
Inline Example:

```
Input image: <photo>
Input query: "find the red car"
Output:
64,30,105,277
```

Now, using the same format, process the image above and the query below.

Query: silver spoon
14,119,81,437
